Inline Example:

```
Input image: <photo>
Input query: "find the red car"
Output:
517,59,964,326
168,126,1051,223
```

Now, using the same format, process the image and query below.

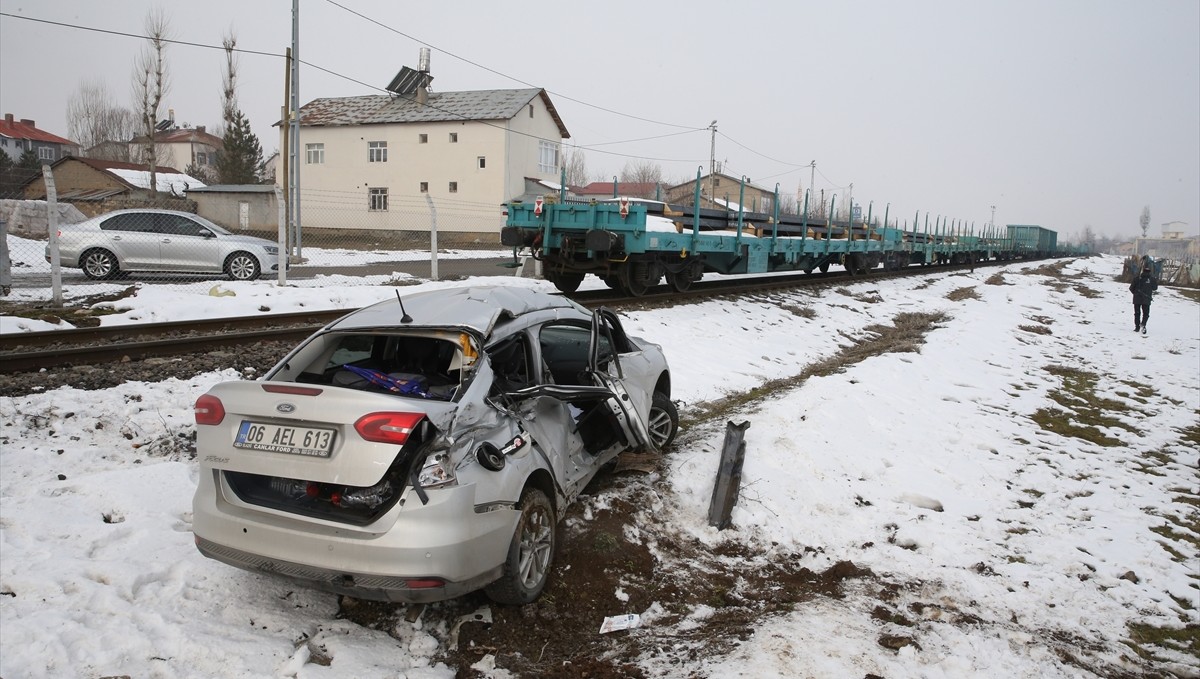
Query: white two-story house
287,77,570,240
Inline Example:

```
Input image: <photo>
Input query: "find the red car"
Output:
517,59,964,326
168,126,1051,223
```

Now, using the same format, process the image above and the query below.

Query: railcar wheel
819,262,830,274
666,269,694,293
548,271,584,294
484,488,555,605
603,275,620,290
618,261,659,297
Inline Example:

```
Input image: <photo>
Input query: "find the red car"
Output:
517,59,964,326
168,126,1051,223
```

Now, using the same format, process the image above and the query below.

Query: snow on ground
1,255,1196,678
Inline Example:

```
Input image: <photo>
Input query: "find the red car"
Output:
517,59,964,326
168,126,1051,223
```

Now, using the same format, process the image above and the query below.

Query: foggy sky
1,0,1196,240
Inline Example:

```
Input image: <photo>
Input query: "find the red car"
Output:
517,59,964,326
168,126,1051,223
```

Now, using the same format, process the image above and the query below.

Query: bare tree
132,8,170,194
563,147,589,188
1139,205,1150,238
66,81,137,157
220,29,238,133
619,160,664,186
1081,224,1096,252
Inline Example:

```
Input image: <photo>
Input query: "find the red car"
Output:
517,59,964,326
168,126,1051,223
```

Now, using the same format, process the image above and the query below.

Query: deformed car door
586,308,654,452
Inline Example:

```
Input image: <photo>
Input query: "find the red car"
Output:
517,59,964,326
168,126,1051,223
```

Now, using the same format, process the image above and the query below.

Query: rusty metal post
707,420,750,530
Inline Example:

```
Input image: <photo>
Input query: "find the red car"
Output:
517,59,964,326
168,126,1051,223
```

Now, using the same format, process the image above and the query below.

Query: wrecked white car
192,285,677,604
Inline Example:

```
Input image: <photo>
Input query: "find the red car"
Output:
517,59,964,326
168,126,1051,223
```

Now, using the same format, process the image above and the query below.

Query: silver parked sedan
192,285,678,604
47,209,280,280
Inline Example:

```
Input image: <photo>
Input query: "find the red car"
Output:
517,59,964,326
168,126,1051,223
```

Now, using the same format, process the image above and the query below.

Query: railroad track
1,261,988,374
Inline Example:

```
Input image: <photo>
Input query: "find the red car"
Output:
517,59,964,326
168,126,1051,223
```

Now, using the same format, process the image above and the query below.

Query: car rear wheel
485,487,555,605
81,249,119,280
648,391,679,450
225,252,261,281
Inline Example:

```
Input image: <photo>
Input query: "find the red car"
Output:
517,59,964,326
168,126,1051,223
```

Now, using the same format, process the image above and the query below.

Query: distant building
282,50,569,241
130,124,224,176
188,185,278,233
666,172,775,213
21,156,203,216
0,113,79,164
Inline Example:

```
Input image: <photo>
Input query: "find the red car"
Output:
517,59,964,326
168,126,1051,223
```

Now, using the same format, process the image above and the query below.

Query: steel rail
1,260,995,374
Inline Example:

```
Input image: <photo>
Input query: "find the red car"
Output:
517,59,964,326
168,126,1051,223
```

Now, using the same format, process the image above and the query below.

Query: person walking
1129,261,1158,335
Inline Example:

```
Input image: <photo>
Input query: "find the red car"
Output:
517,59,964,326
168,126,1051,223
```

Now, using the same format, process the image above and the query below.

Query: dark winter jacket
1129,271,1158,305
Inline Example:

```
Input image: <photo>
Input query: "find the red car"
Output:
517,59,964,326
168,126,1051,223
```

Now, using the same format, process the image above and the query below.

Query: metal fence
1,169,515,304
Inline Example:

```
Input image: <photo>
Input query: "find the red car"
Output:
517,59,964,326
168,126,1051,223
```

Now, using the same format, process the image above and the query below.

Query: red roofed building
0,113,80,164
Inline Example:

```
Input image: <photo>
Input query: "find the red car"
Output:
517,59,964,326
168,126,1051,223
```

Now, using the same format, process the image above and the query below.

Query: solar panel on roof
386,66,433,96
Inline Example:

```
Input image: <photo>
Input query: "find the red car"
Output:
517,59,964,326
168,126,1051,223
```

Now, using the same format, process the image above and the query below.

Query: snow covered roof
108,168,206,195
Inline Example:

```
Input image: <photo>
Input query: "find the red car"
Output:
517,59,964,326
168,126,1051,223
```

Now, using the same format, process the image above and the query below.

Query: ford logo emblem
276,403,296,414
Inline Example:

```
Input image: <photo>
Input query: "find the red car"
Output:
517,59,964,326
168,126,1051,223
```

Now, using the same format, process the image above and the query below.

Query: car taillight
194,394,225,425
354,412,425,444
406,578,445,589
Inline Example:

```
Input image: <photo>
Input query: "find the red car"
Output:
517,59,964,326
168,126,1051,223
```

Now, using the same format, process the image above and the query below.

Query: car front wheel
648,391,679,450
485,487,555,605
81,249,119,279
225,252,261,281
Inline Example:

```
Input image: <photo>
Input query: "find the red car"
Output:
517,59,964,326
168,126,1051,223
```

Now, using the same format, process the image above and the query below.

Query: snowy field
1,255,1197,678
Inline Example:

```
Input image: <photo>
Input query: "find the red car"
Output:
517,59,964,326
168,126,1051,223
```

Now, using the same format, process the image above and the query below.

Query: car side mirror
198,229,215,238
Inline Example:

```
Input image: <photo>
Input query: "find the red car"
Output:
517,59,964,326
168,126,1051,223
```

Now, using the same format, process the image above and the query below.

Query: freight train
501,177,1071,296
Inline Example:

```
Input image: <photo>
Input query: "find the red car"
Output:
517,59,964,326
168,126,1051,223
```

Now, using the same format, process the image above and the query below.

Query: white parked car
47,209,281,280
192,286,677,604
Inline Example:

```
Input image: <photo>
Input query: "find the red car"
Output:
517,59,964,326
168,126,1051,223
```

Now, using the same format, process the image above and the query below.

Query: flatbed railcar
501,180,1064,296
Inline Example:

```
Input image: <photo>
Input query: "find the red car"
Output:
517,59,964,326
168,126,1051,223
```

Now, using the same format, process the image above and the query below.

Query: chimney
169,108,175,124
20,119,35,127
416,47,431,105
4,114,12,124
197,125,205,134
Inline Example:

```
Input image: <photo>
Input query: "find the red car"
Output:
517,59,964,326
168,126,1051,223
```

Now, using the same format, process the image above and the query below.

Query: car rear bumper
192,470,518,603
195,536,503,603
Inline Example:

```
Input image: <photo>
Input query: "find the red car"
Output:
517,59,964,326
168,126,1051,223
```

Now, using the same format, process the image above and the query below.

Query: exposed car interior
294,333,464,400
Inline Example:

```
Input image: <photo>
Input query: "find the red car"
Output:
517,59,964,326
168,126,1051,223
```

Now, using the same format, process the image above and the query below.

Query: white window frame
449,132,458,143
368,141,387,163
477,156,486,169
37,146,54,161
368,187,388,211
538,141,559,173
306,143,325,164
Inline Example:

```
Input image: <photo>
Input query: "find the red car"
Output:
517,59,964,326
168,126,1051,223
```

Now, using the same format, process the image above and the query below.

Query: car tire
648,391,679,450
485,487,555,605
225,252,261,281
81,248,119,280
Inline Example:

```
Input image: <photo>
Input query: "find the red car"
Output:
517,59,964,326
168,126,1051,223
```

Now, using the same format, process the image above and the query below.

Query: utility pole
289,0,302,259
708,120,717,208
808,160,816,210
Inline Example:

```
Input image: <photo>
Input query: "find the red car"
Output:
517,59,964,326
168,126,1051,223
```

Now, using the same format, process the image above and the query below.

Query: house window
306,143,324,164
528,104,534,118
477,156,486,169
38,147,54,161
418,134,428,144
448,182,458,193
419,182,428,193
195,151,208,165
449,133,458,143
368,187,388,211
368,141,387,162
538,141,559,173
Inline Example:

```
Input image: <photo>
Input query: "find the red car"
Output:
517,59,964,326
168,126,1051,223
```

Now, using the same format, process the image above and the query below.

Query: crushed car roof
331,286,583,337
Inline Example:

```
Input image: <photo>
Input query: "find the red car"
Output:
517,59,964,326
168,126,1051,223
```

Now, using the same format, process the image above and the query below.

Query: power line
320,0,703,132
1,10,706,165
